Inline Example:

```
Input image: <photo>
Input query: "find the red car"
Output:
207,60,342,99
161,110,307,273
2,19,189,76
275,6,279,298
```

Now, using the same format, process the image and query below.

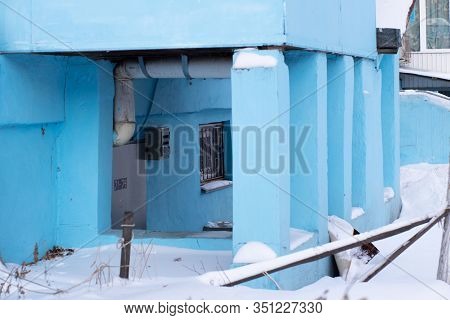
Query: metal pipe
113,56,232,146
119,56,232,79
113,65,136,146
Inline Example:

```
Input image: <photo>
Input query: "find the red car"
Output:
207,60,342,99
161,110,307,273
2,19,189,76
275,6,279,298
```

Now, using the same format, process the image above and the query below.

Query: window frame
419,0,450,52
199,122,226,185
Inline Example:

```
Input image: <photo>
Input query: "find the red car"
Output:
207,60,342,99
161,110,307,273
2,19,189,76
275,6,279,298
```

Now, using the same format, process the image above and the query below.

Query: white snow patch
328,216,354,241
351,207,366,220
384,187,395,203
204,221,232,229
233,242,277,264
233,50,278,69
376,0,413,33
201,180,232,193
400,67,450,82
399,163,448,220
328,216,355,279
289,228,313,251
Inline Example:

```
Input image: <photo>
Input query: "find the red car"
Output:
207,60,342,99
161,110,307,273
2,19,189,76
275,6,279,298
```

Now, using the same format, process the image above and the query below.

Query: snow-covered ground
1,163,449,300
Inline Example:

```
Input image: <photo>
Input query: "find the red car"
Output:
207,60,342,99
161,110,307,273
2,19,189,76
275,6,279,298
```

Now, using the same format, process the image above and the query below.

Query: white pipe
113,56,231,146
113,64,136,146
120,56,232,79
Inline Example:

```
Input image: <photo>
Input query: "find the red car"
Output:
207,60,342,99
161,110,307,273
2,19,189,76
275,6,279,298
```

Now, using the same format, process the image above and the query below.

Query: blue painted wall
1,0,376,59
285,0,377,59
0,54,66,262
0,124,59,262
0,55,66,125
55,58,114,248
284,51,331,289
0,0,285,52
0,54,115,262
231,50,291,254
286,51,328,244
352,58,386,231
327,55,354,221
400,92,450,165
231,49,291,289
380,55,402,222
133,78,233,232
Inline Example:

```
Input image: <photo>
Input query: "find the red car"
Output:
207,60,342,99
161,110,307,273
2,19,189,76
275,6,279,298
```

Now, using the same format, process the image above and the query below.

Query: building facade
401,0,450,92
0,0,401,289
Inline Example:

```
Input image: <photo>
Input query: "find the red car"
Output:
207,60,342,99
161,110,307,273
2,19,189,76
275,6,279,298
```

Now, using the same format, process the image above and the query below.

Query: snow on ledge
233,242,277,264
289,228,313,251
351,207,366,220
384,187,395,203
233,50,278,69
201,180,232,193
400,67,450,81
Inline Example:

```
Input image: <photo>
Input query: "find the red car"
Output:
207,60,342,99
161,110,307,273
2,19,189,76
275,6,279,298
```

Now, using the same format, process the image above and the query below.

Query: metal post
437,156,450,283
119,211,134,279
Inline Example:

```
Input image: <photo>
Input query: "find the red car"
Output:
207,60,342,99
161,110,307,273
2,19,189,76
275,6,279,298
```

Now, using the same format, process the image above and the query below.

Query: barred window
426,0,450,49
199,123,225,184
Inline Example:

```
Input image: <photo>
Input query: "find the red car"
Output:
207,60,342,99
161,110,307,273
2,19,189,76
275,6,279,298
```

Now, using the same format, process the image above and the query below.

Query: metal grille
200,123,225,184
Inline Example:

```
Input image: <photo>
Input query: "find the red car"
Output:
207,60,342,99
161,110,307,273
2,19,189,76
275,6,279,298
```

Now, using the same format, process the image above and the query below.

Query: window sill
201,180,232,193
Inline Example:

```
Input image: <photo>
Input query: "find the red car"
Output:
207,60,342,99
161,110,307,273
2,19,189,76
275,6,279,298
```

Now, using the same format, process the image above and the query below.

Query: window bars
200,123,225,184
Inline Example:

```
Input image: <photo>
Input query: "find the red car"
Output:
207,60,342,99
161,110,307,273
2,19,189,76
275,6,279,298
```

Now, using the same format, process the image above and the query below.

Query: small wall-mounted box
139,127,170,160
377,28,402,54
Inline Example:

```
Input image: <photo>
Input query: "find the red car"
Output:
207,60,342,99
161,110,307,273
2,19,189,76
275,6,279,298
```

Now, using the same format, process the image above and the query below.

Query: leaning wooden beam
361,208,450,282
437,157,450,283
199,212,442,287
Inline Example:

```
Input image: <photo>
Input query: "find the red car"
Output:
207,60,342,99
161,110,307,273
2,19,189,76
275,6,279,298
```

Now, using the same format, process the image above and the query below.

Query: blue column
56,57,114,246
327,55,354,221
286,51,328,244
352,58,385,230
380,54,401,222
232,49,291,260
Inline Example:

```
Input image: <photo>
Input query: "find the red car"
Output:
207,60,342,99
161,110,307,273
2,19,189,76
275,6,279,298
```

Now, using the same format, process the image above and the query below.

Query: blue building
0,0,402,289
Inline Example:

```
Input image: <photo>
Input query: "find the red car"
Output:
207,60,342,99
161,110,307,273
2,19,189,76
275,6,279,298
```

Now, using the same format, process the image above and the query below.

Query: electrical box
139,127,170,160
377,28,401,54
111,143,147,230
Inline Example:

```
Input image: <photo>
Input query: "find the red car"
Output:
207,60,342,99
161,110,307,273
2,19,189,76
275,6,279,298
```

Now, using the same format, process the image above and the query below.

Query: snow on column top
233,48,278,69
233,241,277,264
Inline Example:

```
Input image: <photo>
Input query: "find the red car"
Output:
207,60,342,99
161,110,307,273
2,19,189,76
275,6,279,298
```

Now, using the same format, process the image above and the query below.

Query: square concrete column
231,49,291,260
327,55,354,221
352,58,385,230
286,52,328,244
56,58,114,246
380,54,401,222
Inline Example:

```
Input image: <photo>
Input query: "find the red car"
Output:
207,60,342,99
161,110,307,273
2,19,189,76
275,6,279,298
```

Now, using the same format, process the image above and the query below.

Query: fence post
437,156,450,283
120,211,134,279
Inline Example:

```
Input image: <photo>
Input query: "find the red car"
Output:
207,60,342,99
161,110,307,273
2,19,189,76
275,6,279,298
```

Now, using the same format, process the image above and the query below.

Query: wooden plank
437,157,450,283
361,209,450,282
220,213,438,287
